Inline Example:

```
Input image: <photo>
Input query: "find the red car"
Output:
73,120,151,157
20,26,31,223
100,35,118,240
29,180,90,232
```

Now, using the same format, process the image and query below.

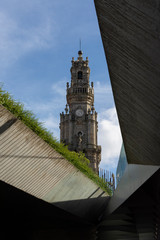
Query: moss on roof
0,87,112,195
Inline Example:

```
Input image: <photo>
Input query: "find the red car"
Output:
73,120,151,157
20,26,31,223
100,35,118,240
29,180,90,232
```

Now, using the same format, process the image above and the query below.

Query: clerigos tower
60,50,101,173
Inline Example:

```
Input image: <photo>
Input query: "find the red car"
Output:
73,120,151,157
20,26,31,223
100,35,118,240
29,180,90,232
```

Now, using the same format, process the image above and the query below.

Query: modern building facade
94,0,160,239
116,144,127,185
60,50,101,173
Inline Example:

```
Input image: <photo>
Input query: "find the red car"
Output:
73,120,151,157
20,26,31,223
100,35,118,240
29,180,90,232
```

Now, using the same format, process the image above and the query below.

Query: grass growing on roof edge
0,87,112,195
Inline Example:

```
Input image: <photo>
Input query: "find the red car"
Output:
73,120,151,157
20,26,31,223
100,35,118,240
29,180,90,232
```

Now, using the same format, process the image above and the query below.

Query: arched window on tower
78,71,83,79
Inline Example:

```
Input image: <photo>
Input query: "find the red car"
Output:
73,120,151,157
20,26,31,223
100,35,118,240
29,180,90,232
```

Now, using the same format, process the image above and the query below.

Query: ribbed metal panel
0,105,108,207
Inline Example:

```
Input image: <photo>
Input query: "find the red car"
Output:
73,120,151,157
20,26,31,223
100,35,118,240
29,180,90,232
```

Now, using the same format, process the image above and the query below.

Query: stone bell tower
60,50,101,173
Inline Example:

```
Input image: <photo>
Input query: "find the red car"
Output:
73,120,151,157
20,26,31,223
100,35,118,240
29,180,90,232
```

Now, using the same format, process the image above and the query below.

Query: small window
78,71,83,79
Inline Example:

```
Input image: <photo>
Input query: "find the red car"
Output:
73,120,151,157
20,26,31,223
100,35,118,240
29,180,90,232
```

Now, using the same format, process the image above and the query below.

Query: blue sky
0,0,122,173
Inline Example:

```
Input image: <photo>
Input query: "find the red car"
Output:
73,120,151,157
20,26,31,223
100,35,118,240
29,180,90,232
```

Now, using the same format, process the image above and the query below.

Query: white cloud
98,107,122,169
23,78,67,114
94,81,112,95
94,81,115,111
51,78,68,96
0,9,57,71
41,114,59,140
43,115,58,130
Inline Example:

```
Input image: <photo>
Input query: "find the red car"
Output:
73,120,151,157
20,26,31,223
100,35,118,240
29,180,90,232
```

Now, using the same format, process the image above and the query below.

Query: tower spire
79,38,81,51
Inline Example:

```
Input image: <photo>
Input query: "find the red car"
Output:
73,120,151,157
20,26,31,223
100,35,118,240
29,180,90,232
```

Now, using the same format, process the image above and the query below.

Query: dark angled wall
1,181,96,240
94,0,160,165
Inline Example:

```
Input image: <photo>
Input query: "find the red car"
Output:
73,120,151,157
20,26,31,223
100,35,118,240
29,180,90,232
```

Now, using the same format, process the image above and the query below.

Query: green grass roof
0,86,112,195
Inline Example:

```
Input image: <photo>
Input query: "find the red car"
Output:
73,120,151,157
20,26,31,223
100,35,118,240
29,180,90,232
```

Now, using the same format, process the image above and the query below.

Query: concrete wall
94,0,160,166
0,105,109,222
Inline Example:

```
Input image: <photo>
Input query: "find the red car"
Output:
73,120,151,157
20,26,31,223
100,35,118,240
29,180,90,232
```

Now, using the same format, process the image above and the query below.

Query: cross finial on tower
78,38,83,56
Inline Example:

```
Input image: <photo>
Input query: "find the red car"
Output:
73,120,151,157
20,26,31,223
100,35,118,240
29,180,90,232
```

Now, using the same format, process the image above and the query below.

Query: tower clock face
76,109,84,117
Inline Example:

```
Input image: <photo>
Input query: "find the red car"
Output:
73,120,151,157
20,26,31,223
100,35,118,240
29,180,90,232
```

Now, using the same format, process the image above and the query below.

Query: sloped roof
0,105,109,221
